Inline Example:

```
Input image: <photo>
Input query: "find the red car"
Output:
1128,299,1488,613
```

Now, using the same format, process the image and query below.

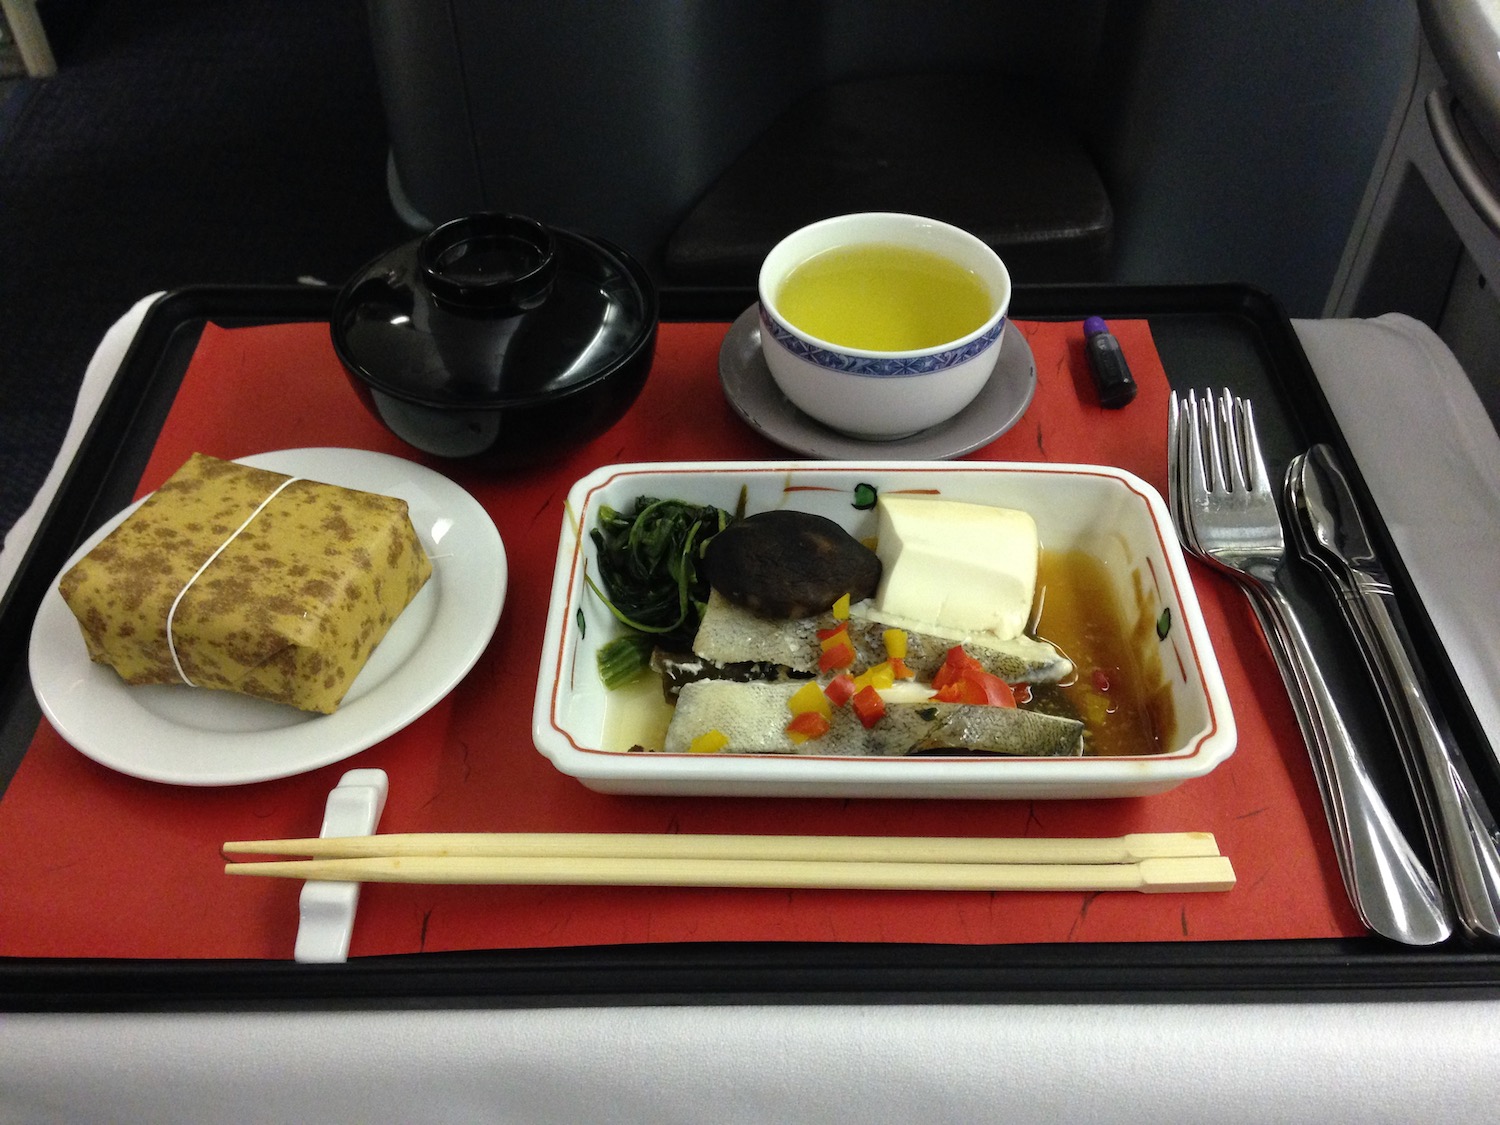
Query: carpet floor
0,0,411,543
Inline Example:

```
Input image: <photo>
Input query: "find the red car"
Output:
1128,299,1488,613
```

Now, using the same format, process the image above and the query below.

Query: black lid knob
418,213,557,313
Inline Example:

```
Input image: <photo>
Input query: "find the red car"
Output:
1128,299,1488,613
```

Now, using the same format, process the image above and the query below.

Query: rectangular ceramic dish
533,460,1235,798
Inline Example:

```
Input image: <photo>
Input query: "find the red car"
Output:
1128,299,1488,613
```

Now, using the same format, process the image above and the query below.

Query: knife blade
1290,443,1500,940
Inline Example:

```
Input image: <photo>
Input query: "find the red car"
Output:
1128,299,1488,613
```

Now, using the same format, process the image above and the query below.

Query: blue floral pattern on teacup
760,305,1005,378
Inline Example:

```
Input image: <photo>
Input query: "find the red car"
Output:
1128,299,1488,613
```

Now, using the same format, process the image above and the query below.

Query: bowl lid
331,214,658,407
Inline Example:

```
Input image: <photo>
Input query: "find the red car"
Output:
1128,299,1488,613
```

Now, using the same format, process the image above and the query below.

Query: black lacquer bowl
331,213,658,466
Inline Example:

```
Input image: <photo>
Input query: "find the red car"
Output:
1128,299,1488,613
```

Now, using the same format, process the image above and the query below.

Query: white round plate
28,448,506,786
717,305,1037,459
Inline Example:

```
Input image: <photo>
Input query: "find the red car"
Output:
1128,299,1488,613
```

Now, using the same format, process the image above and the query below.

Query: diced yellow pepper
883,628,908,660
853,661,896,692
688,729,729,754
787,680,833,720
831,593,850,621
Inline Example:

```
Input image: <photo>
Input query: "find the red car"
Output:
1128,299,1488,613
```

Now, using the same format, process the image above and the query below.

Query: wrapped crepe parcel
58,453,433,713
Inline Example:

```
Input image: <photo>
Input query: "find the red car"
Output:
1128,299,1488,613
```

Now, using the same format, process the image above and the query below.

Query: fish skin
650,649,813,703
688,590,1073,684
663,680,1085,757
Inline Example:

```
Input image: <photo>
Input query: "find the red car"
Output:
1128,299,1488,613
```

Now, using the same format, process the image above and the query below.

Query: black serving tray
3,282,1498,1012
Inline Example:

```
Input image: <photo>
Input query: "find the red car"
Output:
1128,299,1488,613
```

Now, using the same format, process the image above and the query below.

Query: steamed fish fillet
684,591,814,672
663,680,1085,757
690,590,1073,684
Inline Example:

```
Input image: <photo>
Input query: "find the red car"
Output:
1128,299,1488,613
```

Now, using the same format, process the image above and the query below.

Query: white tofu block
872,496,1038,640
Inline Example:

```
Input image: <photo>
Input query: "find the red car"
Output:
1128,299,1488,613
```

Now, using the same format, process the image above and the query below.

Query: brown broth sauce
1031,548,1176,756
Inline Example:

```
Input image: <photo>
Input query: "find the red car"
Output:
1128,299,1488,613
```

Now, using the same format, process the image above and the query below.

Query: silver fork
1168,395,1331,839
1168,395,1355,882
1169,389,1451,945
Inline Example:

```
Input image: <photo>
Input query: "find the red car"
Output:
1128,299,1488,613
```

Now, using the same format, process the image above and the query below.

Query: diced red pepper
785,710,832,742
823,673,857,707
819,640,855,672
931,646,982,690
975,673,1016,708
933,678,988,705
850,684,886,729
930,646,1016,708
816,623,849,643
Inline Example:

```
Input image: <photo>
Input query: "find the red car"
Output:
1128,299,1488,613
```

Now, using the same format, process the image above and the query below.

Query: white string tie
165,475,303,686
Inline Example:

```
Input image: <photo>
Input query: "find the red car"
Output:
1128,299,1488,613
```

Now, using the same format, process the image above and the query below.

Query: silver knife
1289,443,1500,940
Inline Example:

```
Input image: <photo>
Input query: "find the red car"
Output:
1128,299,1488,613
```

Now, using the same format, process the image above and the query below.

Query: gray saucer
717,306,1037,460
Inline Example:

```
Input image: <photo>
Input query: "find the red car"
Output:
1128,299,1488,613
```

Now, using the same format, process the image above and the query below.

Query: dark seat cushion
663,73,1114,287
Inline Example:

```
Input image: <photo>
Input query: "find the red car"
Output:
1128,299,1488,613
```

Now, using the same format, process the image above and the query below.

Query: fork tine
1167,390,1179,459
1184,389,1210,505
1194,388,1227,495
1239,396,1273,497
1217,388,1250,494
1167,391,1182,527
1191,388,1212,492
1169,392,1202,553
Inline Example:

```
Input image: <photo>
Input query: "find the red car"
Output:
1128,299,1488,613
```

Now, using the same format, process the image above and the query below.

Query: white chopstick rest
293,768,389,964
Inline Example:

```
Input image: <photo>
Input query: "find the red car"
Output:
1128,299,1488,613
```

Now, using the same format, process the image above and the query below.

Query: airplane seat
365,0,1118,287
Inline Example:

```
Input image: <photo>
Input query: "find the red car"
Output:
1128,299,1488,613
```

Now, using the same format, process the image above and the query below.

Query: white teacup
757,212,1012,439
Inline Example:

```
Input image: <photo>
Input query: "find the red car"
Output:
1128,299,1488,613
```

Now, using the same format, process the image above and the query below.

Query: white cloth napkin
0,293,163,602
1293,313,1500,761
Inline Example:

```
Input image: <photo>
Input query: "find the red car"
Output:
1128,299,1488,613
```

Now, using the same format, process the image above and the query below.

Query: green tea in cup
756,212,1011,438
774,243,992,351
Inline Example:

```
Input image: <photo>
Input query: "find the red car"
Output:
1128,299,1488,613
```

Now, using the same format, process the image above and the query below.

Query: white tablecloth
2,1002,1497,1124
2,302,1498,1124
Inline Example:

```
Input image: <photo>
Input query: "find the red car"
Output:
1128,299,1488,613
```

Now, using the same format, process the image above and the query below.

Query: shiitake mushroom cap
703,509,881,619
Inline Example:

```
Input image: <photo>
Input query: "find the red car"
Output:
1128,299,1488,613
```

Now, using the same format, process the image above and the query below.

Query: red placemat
0,317,1363,958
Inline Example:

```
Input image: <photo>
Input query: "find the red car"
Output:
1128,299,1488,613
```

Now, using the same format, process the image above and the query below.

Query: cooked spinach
587,497,733,665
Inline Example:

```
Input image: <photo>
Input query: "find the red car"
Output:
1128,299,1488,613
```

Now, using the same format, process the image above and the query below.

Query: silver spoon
1288,444,1500,940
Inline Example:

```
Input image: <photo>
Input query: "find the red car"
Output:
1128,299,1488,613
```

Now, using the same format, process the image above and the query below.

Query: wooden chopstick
223,853,1234,893
221,832,1234,894
222,830,1221,866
